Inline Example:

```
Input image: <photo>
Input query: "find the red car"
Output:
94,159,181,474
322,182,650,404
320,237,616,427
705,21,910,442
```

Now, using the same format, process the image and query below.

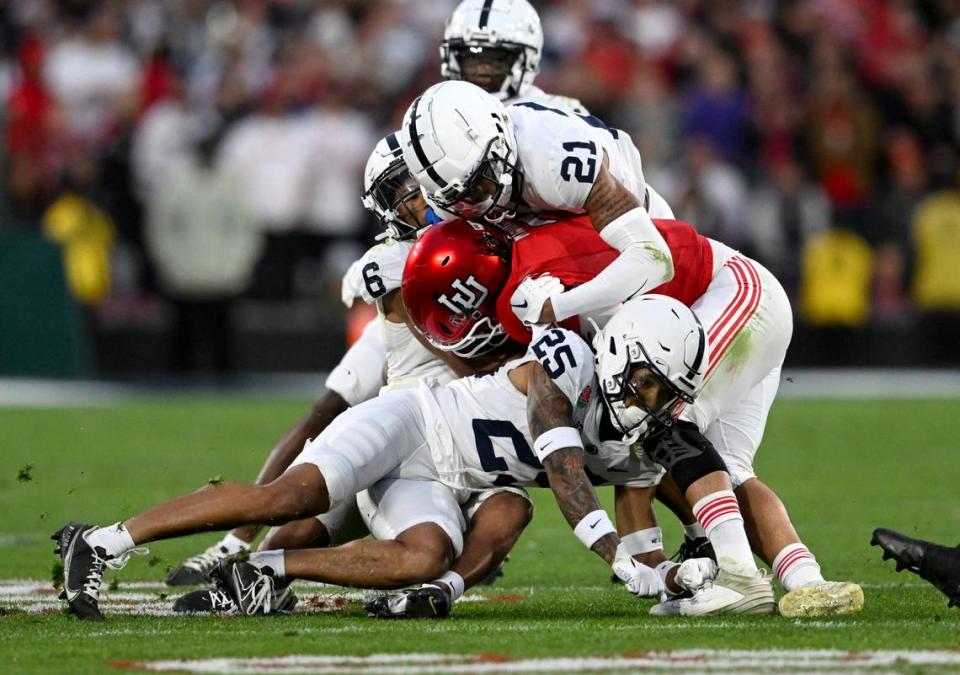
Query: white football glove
510,274,564,327
612,542,665,598
674,557,718,594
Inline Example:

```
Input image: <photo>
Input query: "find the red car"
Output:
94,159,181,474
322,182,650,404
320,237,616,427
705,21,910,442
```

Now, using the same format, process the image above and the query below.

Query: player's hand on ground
612,543,665,598
674,557,718,594
511,274,564,326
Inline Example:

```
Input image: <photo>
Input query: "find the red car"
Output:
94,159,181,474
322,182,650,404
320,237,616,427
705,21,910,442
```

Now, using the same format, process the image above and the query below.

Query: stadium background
1,0,960,379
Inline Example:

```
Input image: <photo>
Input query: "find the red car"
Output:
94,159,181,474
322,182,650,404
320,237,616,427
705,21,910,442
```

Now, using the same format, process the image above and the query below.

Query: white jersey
418,326,660,491
342,239,456,391
350,238,411,305
510,84,588,115
507,102,649,215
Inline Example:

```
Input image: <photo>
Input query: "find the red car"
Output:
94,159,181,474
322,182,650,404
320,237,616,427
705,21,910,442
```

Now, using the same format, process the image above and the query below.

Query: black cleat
872,527,960,608
672,536,716,564
173,588,241,614
365,584,451,620
52,522,106,621
166,543,239,586
871,528,925,573
208,558,296,616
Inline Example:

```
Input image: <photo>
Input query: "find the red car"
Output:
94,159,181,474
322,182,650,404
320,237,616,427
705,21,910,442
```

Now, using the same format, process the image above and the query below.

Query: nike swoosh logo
63,535,81,601
589,518,602,529
511,300,528,308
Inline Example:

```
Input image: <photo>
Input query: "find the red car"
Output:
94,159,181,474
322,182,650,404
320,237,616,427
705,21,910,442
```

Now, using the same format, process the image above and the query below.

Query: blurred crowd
3,0,960,371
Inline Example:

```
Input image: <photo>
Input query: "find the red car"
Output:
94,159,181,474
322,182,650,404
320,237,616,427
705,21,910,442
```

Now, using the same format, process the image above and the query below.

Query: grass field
1,396,959,673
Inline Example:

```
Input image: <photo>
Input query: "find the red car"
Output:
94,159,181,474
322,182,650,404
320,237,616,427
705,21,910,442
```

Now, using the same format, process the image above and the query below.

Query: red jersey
495,215,714,343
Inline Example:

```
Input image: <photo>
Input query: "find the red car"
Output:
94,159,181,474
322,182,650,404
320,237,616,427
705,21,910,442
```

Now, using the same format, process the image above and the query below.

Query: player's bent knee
260,518,331,551
394,523,455,583
477,492,534,531
260,466,330,521
646,421,729,494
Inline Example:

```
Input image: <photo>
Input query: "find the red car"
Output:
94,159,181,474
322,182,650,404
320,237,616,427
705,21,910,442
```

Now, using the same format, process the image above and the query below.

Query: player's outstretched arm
526,363,619,564
542,163,674,323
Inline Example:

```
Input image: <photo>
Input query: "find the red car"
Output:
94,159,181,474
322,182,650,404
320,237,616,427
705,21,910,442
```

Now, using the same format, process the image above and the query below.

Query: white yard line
126,650,960,674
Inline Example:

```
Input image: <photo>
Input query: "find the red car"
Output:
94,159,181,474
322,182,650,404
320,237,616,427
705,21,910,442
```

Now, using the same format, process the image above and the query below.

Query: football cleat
208,559,296,616
778,581,864,617
166,542,245,586
173,588,240,614
650,569,775,616
672,536,716,564
365,584,451,620
872,527,960,608
52,522,146,621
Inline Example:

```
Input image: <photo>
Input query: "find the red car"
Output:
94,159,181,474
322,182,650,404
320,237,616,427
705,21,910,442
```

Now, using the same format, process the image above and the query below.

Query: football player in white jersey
441,0,587,114
400,81,863,617
400,80,676,330
164,134,532,616
53,279,776,620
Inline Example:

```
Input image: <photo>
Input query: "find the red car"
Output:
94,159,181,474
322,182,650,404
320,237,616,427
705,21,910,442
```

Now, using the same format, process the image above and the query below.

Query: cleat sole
779,582,864,618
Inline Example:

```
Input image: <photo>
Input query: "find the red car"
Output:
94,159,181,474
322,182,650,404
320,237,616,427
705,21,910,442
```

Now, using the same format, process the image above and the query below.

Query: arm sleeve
550,207,674,322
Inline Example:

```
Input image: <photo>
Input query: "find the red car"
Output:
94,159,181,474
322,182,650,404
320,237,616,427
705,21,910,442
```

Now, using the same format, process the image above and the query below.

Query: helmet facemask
600,341,695,446
431,314,510,358
363,158,430,241
443,39,531,100
432,136,520,224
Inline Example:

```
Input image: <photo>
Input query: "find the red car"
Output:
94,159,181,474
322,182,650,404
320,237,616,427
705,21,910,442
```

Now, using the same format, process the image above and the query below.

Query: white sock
85,522,135,558
433,571,465,602
692,490,757,576
773,543,823,591
683,522,706,541
218,533,251,555
249,550,286,579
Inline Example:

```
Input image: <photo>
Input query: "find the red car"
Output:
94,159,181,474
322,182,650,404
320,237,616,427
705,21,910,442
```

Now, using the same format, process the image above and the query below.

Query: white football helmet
442,0,544,101
361,131,429,241
595,295,708,444
400,81,520,224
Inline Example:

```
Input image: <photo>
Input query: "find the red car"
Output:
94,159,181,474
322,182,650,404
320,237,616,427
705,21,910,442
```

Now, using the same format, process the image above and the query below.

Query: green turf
1,397,958,673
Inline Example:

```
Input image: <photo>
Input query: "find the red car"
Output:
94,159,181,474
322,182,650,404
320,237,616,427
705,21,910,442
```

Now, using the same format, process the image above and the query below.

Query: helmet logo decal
437,275,489,315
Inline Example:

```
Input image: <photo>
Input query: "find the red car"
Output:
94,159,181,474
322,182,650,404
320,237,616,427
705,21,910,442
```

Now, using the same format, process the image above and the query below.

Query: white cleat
778,581,864,618
650,569,776,616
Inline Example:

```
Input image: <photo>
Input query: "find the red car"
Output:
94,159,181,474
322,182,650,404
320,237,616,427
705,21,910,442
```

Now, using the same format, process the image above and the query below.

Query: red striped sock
693,490,742,535
773,543,823,591
692,490,757,576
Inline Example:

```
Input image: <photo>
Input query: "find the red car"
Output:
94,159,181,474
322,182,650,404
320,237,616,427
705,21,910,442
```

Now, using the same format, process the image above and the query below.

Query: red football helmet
402,218,512,358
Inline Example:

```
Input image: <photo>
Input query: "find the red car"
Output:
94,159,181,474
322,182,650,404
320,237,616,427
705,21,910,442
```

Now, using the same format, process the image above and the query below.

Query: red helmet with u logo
402,219,512,358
